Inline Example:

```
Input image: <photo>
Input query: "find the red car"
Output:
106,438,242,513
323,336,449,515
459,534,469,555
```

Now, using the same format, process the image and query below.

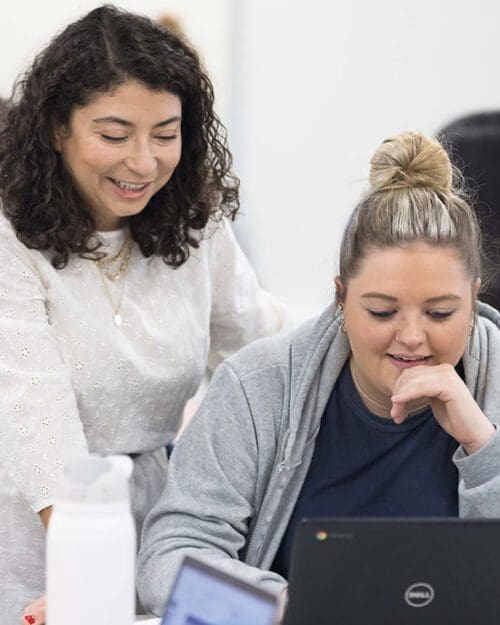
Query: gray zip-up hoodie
137,303,500,616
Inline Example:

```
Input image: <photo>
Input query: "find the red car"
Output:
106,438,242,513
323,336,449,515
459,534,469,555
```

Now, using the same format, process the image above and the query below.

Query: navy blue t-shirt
271,362,459,578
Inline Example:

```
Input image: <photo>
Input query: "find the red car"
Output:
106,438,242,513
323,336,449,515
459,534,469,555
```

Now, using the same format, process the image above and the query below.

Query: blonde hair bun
369,131,453,195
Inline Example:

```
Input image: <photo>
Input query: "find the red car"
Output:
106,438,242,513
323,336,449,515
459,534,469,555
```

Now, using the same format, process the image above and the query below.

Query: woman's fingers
390,400,407,424
22,596,46,625
392,364,449,402
389,363,494,452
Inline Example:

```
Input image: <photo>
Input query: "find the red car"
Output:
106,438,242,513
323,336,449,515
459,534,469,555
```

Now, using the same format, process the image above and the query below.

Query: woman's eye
428,310,454,321
155,134,178,142
100,134,126,143
367,310,395,319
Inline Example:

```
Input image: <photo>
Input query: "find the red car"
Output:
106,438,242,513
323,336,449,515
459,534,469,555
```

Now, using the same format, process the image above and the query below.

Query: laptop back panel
161,556,279,625
284,518,500,625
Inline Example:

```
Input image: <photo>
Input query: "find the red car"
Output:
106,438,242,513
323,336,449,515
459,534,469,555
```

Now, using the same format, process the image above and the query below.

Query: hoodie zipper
245,461,287,565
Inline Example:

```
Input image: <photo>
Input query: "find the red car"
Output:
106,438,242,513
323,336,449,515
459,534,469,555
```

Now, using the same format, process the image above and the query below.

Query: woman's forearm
39,506,53,529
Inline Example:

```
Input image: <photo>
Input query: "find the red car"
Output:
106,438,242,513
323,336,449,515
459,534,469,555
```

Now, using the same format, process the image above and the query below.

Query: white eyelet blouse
0,214,287,622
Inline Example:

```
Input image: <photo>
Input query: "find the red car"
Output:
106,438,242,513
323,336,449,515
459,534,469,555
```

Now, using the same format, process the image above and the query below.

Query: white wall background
0,1,231,118
2,0,500,320
227,0,500,320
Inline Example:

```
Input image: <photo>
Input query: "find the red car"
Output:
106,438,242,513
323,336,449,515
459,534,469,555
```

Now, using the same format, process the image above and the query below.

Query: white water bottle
46,455,136,625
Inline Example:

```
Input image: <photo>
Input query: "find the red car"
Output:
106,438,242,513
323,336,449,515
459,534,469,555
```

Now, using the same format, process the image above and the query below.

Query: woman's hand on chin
22,596,46,625
390,363,495,454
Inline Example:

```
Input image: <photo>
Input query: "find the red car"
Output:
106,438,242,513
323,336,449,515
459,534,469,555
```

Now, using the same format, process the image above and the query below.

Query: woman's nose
124,141,157,177
395,319,426,348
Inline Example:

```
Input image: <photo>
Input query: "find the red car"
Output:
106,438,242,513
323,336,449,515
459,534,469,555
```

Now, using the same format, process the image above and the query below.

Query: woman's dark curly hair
0,4,239,268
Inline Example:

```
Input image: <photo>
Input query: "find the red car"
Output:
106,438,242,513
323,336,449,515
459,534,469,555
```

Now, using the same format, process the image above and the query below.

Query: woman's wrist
38,506,53,529
461,421,496,456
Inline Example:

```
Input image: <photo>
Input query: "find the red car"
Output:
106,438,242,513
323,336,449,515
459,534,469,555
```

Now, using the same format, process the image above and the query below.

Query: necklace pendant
113,313,124,327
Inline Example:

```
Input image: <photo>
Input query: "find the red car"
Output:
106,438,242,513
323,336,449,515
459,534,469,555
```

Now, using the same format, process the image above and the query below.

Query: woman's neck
349,357,429,419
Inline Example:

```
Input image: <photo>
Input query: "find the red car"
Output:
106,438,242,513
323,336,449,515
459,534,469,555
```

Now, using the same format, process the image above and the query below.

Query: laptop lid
161,555,280,625
283,518,500,625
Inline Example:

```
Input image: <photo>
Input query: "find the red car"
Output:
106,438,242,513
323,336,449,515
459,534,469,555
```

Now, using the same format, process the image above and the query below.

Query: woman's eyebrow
361,292,397,301
360,292,462,303
424,294,462,304
92,115,182,128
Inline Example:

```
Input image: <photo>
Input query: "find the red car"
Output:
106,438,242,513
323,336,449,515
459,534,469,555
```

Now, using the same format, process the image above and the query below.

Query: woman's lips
108,177,151,200
387,354,431,370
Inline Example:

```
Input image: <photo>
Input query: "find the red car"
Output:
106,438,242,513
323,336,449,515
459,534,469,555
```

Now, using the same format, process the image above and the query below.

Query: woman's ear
52,123,68,153
334,276,345,306
52,127,62,153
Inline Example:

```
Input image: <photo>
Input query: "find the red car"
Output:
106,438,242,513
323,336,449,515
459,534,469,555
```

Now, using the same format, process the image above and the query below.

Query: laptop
161,555,280,625
283,518,500,625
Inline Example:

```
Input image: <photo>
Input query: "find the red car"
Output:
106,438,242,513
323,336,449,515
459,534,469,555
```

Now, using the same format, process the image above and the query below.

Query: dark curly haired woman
0,6,287,623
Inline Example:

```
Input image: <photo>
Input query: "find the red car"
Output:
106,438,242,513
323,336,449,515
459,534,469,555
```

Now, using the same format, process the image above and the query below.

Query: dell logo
404,582,435,608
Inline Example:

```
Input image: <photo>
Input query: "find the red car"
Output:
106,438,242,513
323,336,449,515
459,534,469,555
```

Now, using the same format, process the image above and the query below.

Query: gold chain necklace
96,267,127,326
350,360,430,418
93,235,134,326
94,234,131,266
95,236,134,281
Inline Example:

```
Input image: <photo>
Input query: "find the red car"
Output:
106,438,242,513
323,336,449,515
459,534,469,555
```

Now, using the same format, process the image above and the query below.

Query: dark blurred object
438,113,500,310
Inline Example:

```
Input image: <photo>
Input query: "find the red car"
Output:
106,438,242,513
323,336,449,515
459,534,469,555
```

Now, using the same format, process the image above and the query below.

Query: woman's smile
54,80,182,230
107,177,153,199
337,243,476,414
386,353,432,369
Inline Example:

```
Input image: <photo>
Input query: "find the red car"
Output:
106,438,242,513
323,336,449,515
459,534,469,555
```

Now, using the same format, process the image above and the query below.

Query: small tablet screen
161,557,278,625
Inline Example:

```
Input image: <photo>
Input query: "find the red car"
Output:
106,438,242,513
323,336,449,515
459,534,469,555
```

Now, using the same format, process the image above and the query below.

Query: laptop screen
161,556,279,625
283,517,500,625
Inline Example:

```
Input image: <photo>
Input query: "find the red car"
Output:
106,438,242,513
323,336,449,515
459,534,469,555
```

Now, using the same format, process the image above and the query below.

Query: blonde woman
137,131,500,616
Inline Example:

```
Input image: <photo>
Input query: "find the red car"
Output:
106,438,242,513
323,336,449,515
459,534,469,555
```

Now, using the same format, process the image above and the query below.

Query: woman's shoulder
0,211,28,255
0,211,49,280
0,210,16,236
223,328,295,380
223,305,343,382
200,216,238,253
